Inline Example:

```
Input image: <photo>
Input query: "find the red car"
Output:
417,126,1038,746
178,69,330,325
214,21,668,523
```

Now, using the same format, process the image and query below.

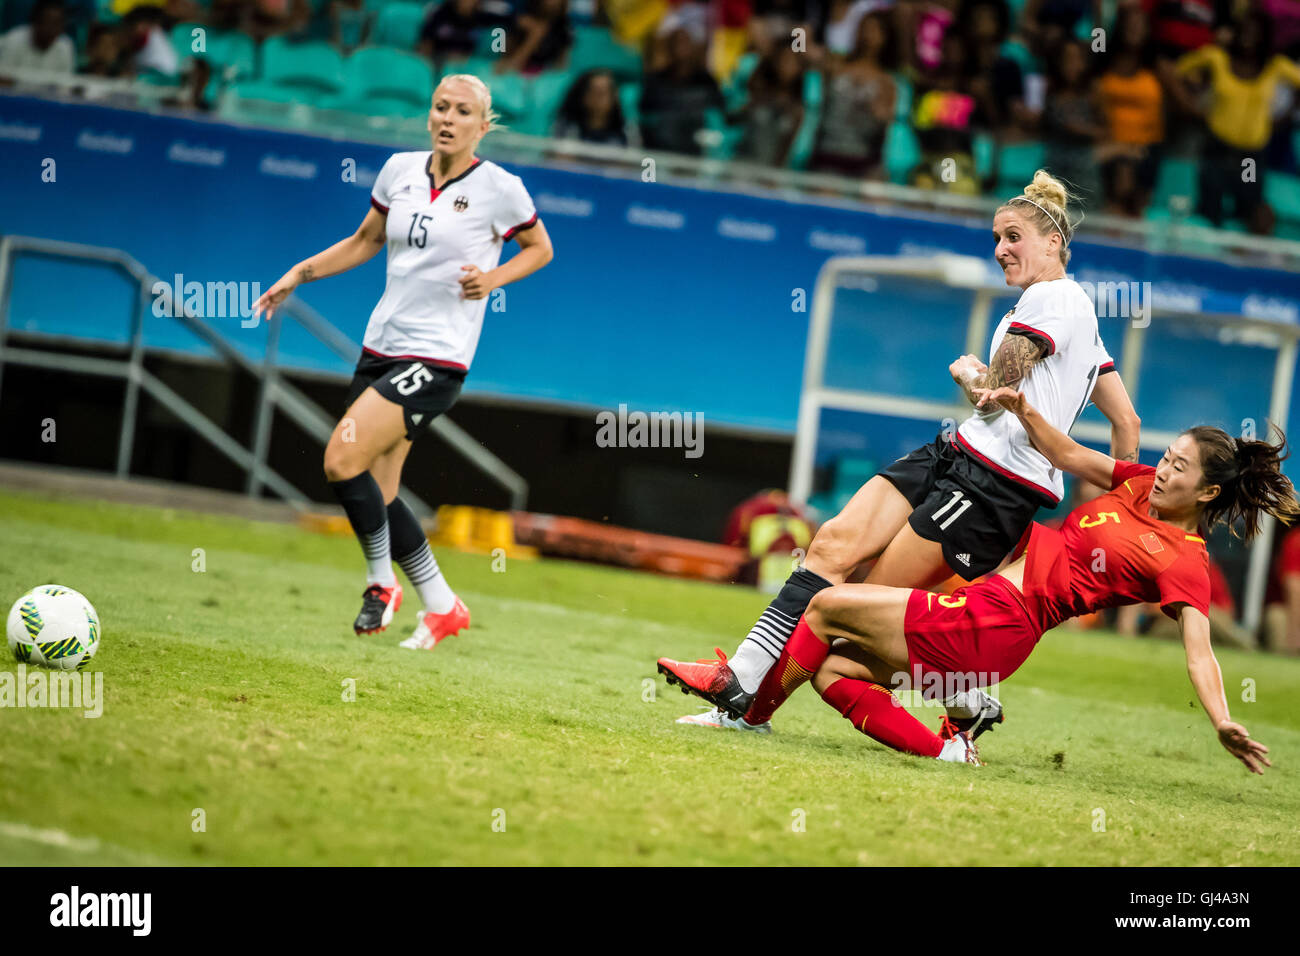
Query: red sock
821,677,944,758
743,616,829,725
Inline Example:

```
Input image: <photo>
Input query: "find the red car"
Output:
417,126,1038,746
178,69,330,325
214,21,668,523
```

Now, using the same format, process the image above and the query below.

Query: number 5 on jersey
390,362,433,395
932,489,972,531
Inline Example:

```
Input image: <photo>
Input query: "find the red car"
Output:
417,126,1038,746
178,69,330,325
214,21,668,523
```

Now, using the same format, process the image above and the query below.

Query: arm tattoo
297,264,315,283
956,334,1047,405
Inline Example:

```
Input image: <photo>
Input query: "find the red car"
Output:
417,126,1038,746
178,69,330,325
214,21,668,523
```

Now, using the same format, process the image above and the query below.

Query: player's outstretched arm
1177,604,1271,774
951,334,1047,406
974,386,1115,487
252,207,389,320
1089,371,1141,463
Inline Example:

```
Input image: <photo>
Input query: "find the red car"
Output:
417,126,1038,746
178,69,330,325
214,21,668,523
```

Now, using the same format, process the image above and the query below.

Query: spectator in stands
901,0,961,72
734,42,806,166
553,68,635,145
329,0,372,53
1264,522,1300,653
958,0,1029,143
808,10,895,178
497,0,572,73
1144,0,1219,63
82,21,127,76
121,6,179,77
418,0,511,65
749,0,811,56
0,0,75,74
639,24,724,155
1020,0,1100,57
1260,0,1300,58
1040,38,1105,208
1175,10,1300,233
819,0,891,58
1096,3,1164,217
909,30,979,193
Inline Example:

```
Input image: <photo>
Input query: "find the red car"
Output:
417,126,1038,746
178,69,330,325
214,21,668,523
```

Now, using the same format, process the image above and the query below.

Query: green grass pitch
1,487,1297,866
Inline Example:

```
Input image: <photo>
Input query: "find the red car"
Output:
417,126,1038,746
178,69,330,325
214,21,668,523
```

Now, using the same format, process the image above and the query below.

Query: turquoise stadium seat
568,24,641,81
973,131,995,182
892,71,910,120
262,38,346,95
373,2,426,49
209,31,256,80
1265,172,1300,225
996,139,1045,193
518,69,574,136
345,46,434,105
619,81,640,126
1150,157,1199,211
170,22,204,67
787,69,823,170
724,51,759,112
884,120,921,184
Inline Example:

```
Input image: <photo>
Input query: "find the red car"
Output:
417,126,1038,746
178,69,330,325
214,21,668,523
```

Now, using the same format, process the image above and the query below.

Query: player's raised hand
973,385,1026,413
459,264,494,300
949,353,987,385
252,273,298,320
1216,720,1271,774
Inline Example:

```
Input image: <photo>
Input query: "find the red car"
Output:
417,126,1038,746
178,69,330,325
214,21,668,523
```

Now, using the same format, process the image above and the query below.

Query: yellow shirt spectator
1176,45,1300,150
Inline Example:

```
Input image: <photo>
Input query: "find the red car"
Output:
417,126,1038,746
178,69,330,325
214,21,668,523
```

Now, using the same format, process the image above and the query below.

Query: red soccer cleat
354,583,402,635
656,647,754,719
399,597,470,650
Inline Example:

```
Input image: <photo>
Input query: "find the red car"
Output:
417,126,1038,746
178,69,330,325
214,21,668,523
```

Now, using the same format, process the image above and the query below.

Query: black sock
329,472,392,583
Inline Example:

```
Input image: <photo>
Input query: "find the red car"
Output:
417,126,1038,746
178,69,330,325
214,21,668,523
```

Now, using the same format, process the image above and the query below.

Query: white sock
393,540,455,614
728,642,774,695
418,571,456,615
362,524,396,586
941,689,982,720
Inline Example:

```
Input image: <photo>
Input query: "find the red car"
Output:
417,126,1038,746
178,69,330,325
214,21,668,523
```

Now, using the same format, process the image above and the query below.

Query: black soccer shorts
877,432,1051,580
345,351,466,441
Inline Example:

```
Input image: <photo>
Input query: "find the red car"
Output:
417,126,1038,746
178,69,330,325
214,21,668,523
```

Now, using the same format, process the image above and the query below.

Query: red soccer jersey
1017,461,1211,633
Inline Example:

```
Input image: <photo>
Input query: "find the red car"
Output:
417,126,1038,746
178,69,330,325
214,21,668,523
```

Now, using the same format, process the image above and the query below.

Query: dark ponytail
1186,424,1300,540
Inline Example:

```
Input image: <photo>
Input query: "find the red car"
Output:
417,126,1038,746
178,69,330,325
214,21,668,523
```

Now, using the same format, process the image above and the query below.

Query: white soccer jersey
955,277,1114,504
363,151,539,370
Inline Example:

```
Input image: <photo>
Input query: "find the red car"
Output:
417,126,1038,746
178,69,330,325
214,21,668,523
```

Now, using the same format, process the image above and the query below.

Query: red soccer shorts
903,574,1043,688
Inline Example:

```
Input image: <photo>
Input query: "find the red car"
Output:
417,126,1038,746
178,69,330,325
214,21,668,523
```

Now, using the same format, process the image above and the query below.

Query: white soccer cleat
675,707,772,734
936,731,982,765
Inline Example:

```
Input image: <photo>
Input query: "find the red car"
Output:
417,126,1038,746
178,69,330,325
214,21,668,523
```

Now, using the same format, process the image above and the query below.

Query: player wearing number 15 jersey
754,386,1297,773
252,74,553,648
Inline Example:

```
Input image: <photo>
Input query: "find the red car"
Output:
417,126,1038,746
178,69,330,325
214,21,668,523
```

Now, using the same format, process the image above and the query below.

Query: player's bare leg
324,388,409,634
658,477,914,717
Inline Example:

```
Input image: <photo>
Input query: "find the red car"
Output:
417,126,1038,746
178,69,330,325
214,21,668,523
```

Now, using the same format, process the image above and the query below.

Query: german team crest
453,195,469,212
1141,532,1164,554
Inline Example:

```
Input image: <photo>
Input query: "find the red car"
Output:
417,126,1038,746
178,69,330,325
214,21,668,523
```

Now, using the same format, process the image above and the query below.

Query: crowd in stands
3,0,1300,231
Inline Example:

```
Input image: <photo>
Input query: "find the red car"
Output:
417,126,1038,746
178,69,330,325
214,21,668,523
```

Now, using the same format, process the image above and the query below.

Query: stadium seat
169,22,204,68
519,68,574,136
973,131,995,182
892,71,911,120
1265,172,1300,225
999,38,1040,76
786,70,823,169
209,31,256,81
568,24,642,81
723,51,759,112
373,2,427,49
884,120,921,184
319,93,430,119
1150,156,1199,212
996,139,1045,190
344,46,434,106
262,38,346,96
619,80,640,126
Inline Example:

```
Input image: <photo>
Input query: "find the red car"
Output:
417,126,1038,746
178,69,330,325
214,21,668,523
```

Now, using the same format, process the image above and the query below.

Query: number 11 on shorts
932,489,972,530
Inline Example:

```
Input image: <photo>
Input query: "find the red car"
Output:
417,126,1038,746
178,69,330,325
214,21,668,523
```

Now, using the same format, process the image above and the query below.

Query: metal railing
0,234,529,513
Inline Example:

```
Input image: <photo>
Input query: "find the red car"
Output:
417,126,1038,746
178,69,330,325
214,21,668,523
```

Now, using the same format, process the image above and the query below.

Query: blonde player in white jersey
251,75,554,648
658,170,1141,733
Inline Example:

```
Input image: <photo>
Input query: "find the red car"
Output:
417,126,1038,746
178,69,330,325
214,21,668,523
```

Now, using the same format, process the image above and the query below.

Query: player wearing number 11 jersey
252,74,553,647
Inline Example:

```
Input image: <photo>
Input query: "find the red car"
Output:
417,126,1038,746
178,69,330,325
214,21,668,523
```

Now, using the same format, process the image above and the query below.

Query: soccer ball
6,585,100,671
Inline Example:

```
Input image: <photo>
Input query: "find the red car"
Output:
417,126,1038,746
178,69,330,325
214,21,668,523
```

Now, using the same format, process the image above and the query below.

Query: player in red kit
736,385,1297,771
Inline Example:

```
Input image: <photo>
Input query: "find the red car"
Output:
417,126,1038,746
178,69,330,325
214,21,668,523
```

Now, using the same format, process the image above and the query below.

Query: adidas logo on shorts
955,553,972,566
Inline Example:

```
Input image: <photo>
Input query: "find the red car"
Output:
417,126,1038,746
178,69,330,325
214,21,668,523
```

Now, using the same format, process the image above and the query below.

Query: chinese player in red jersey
732,385,1298,771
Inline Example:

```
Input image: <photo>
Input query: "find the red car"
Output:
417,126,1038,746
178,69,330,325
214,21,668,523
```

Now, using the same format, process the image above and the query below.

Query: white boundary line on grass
0,821,170,864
